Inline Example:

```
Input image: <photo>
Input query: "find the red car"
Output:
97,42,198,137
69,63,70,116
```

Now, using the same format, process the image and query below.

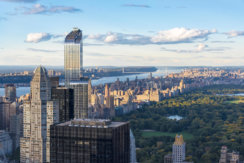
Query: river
0,67,183,97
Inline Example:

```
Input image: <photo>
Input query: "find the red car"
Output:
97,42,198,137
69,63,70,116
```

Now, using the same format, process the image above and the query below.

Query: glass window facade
64,29,83,86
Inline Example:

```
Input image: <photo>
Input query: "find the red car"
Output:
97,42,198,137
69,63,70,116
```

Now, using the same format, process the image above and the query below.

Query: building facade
51,87,74,122
172,134,186,163
20,66,59,163
64,28,89,119
5,84,16,102
68,80,88,119
10,113,23,150
0,101,16,131
64,28,83,85
164,154,173,163
50,119,130,163
219,146,240,163
0,130,13,155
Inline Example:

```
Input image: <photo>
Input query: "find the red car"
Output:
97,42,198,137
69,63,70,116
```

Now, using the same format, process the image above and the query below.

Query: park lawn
141,130,194,140
226,99,244,104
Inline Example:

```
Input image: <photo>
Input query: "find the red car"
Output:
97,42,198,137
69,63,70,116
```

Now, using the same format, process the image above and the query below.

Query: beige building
173,134,186,163
20,66,59,163
219,146,240,163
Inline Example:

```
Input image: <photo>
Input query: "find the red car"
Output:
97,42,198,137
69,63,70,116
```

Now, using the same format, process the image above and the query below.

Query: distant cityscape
0,28,243,163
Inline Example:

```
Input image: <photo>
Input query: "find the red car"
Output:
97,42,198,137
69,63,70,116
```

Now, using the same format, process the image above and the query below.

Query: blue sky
0,0,244,66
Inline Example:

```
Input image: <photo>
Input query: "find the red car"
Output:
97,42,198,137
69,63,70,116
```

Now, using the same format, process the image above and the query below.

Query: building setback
50,119,130,163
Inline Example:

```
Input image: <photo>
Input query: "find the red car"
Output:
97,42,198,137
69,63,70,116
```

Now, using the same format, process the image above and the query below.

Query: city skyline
1,0,244,66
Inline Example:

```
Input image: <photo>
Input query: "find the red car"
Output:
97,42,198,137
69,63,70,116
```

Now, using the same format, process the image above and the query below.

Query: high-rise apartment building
172,134,186,163
10,113,23,150
51,87,74,122
50,119,130,163
5,84,16,102
0,101,16,131
20,66,59,163
64,28,89,119
68,79,88,119
64,28,83,85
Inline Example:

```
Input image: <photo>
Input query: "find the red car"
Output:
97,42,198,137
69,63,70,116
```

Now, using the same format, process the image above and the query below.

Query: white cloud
86,32,150,45
87,34,102,39
27,48,58,53
104,33,118,43
24,4,45,14
122,4,151,8
226,30,244,37
161,44,228,54
197,43,206,51
25,32,65,43
15,4,82,15
151,28,216,43
86,28,216,45
25,33,51,43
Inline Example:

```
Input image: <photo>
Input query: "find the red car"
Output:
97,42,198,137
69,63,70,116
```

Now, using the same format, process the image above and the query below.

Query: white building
172,134,186,163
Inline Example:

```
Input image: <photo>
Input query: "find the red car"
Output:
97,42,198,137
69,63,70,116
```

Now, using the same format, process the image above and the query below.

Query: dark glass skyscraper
51,87,74,122
50,119,130,163
64,28,83,86
68,79,89,119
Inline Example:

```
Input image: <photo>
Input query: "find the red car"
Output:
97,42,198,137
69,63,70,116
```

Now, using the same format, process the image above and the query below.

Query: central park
114,85,244,163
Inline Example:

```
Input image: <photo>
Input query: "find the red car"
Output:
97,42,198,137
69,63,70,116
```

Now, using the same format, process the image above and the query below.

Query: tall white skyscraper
64,27,83,85
20,66,59,163
172,134,186,163
64,28,88,119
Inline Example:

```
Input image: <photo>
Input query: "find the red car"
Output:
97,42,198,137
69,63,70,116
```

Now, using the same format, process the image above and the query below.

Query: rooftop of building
173,134,185,145
54,86,69,89
4,84,15,87
33,66,48,78
69,81,89,85
56,119,128,128
65,28,82,43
